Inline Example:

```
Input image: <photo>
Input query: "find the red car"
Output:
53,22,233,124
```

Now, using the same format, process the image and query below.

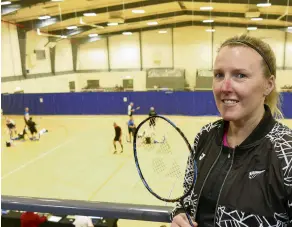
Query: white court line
1,138,75,180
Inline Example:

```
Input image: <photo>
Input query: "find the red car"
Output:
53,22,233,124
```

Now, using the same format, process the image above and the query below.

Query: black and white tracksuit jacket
171,105,292,227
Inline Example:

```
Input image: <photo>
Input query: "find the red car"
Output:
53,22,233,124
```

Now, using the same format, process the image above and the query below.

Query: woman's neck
227,106,265,148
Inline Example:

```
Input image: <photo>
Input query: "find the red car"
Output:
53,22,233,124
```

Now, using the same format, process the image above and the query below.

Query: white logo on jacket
249,170,265,179
199,153,206,161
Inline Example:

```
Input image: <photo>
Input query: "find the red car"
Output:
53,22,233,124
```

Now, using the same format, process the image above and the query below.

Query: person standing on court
5,117,17,139
171,34,292,227
27,117,39,140
113,122,123,154
128,102,135,117
24,107,30,124
127,116,136,143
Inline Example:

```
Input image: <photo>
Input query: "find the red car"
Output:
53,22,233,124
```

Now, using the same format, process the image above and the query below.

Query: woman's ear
264,75,275,96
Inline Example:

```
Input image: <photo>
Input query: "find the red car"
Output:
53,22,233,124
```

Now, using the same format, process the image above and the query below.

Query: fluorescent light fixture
89,37,101,42
38,15,51,20
107,22,118,26
257,3,271,7
247,26,257,30
147,21,158,26
288,27,292,30
251,17,263,21
61,35,67,38
83,12,96,17
51,0,64,2
132,9,145,14
200,6,213,11
123,32,132,35
88,33,98,37
203,19,214,23
1,1,11,5
158,30,167,34
206,29,215,32
67,25,77,29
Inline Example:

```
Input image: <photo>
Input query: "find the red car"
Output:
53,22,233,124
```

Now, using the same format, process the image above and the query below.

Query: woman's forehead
215,45,262,70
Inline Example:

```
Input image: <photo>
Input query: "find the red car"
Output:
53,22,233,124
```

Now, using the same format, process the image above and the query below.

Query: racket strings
134,116,192,200
152,158,166,174
165,161,183,179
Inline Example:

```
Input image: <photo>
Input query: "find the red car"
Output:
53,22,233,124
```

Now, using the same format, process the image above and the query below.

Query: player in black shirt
148,107,157,127
27,117,39,140
113,122,123,154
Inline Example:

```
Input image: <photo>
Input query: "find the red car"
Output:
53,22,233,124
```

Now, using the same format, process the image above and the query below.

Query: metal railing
2,195,173,223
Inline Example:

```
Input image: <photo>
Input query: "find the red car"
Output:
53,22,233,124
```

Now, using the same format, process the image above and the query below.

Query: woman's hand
171,213,198,227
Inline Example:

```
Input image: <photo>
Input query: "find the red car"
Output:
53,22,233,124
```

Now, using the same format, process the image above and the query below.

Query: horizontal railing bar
1,196,173,223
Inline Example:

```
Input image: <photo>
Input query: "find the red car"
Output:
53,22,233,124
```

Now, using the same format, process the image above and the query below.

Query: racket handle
180,199,196,227
185,212,196,227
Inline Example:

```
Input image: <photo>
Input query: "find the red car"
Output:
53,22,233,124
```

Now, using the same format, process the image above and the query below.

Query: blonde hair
219,34,283,118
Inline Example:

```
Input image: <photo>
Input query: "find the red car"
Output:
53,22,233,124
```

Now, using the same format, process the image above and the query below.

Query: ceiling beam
49,9,287,37
1,0,51,16
182,0,291,6
76,20,288,44
17,0,177,30
15,0,292,30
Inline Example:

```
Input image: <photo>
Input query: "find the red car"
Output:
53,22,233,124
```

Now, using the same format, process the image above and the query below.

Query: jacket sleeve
169,130,202,221
279,129,292,226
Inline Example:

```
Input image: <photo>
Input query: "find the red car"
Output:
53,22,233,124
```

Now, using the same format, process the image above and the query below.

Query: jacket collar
216,104,276,148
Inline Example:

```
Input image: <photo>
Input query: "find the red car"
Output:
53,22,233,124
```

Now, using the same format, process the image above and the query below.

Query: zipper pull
228,153,231,158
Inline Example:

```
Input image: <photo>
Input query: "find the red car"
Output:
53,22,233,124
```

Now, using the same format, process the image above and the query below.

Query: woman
5,117,17,138
171,34,292,227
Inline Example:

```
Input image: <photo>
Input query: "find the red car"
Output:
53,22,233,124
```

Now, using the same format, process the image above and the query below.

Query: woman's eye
214,73,224,78
235,73,246,79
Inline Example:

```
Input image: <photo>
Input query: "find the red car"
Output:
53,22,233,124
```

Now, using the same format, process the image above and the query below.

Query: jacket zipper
213,146,236,227
193,147,222,219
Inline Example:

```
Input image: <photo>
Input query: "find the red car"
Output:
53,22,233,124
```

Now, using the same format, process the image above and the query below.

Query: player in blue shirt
127,116,136,143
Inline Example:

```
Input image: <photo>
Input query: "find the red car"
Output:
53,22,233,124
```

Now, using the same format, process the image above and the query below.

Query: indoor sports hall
1,0,292,227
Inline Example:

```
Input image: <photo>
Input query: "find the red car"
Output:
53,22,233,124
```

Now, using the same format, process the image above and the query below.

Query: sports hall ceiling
1,0,292,40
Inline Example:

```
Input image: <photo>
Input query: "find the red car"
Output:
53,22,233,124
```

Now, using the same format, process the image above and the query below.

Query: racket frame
133,115,198,203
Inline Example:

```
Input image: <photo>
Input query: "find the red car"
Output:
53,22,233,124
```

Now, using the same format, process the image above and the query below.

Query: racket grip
180,199,196,227
185,212,196,227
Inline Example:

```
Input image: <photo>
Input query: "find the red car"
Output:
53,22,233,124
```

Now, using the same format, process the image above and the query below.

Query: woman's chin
220,112,240,122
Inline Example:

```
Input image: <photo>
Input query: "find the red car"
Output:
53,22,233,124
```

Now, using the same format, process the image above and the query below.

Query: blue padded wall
1,92,291,118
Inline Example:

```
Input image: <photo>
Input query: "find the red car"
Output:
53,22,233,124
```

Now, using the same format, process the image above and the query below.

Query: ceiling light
203,19,214,23
251,18,263,21
67,26,77,29
89,37,101,42
288,27,292,30
51,0,64,2
83,12,96,17
132,9,145,14
206,29,215,32
61,35,67,38
247,27,257,30
1,1,11,5
257,3,272,7
158,30,167,34
107,22,118,26
123,32,132,35
147,21,158,26
200,6,213,11
88,33,98,37
38,15,51,20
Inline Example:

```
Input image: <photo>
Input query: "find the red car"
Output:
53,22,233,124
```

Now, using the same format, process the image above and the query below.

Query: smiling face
212,45,274,123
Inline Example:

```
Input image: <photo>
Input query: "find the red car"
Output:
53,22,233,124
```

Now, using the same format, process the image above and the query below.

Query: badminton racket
133,115,197,226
